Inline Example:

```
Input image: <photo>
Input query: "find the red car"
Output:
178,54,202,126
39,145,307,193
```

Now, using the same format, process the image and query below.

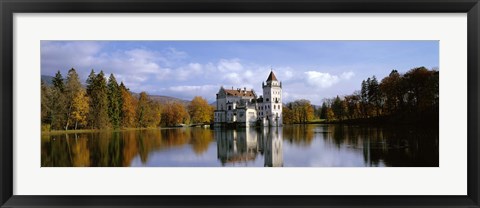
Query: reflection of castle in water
215,128,283,167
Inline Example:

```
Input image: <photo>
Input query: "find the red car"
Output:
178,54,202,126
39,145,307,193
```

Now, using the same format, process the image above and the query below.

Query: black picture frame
1,0,479,207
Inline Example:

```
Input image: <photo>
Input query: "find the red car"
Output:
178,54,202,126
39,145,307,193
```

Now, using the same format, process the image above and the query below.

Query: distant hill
149,94,191,105
132,93,190,106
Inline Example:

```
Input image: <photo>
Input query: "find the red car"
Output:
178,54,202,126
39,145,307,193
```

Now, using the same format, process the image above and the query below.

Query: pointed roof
266,71,278,81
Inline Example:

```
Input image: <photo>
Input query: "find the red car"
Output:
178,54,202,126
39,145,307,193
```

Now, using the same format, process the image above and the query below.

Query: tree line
319,67,438,123
282,67,439,124
41,68,214,131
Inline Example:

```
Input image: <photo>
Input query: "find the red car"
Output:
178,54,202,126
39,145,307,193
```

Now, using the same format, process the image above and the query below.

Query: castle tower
262,70,283,126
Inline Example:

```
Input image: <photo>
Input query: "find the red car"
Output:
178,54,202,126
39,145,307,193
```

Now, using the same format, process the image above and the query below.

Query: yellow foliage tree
120,84,137,128
188,96,214,124
71,89,90,129
162,101,189,127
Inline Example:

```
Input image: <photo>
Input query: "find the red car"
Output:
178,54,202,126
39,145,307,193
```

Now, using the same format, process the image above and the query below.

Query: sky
41,41,438,105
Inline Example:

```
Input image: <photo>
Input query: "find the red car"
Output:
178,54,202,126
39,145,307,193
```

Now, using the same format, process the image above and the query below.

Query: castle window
274,105,276,109
266,98,269,102
228,106,231,110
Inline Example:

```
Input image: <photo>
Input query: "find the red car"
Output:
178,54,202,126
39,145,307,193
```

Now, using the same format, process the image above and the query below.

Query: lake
41,124,439,167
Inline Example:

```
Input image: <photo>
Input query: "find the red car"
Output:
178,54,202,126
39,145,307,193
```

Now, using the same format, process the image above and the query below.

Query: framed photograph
1,0,479,207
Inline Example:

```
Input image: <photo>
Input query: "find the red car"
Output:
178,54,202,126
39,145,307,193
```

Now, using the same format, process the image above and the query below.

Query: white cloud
341,71,355,80
305,71,340,88
304,71,355,89
217,59,243,72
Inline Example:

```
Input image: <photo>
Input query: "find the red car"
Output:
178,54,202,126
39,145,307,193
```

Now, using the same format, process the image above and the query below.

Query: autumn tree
119,82,137,128
71,89,90,129
284,99,314,123
136,92,150,127
64,68,83,130
379,70,402,114
282,105,294,124
162,101,189,127
188,96,214,124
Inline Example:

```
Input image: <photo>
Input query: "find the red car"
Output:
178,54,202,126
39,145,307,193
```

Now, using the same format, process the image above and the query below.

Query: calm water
41,124,439,167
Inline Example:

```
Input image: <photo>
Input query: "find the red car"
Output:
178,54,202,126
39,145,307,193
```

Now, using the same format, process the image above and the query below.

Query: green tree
41,80,51,126
107,74,122,129
50,71,67,130
320,102,328,120
52,70,65,92
86,70,110,129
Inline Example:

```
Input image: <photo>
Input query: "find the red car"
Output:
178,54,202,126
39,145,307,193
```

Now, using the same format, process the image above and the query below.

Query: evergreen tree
107,74,121,129
52,70,65,92
320,102,328,120
86,70,110,129
50,71,67,130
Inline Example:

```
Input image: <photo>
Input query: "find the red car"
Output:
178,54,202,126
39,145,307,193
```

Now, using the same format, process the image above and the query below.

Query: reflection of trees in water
215,128,283,167
189,128,214,155
41,128,216,167
41,124,438,167
323,125,438,167
282,125,314,146
71,134,90,167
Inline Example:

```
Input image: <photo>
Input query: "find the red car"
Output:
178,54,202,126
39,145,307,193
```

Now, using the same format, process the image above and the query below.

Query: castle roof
224,89,255,97
266,71,278,81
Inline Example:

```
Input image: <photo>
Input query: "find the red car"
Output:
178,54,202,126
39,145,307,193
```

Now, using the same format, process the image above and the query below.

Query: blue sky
41,41,438,105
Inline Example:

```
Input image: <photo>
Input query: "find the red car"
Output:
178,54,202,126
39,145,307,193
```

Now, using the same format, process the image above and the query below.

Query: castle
213,71,283,127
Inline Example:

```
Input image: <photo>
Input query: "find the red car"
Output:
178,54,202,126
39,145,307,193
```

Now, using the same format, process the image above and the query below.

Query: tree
345,92,361,119
360,80,369,118
136,92,150,127
52,70,65,92
119,82,137,128
320,102,328,120
188,96,214,124
50,71,67,130
107,74,121,129
379,70,402,114
282,105,294,124
64,68,83,130
286,99,314,123
71,89,90,129
86,70,110,129
162,101,189,127
332,95,347,121
367,76,382,116
403,67,438,112
41,80,51,126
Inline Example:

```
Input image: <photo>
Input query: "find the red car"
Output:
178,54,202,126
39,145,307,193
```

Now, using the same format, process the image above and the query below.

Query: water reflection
216,128,283,167
41,124,438,167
